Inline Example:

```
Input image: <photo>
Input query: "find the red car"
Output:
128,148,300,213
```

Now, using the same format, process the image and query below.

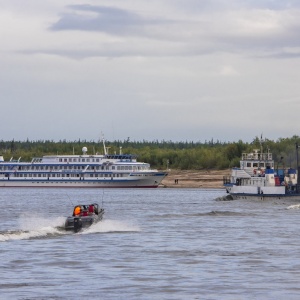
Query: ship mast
260,133,263,161
102,133,110,155
102,134,107,155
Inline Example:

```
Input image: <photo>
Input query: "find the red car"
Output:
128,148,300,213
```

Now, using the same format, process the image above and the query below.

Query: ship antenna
102,133,107,155
260,133,263,161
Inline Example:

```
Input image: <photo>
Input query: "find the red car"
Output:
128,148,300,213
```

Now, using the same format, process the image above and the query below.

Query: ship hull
230,193,300,201
0,173,166,188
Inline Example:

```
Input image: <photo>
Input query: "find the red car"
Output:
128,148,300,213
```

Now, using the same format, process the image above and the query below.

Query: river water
1,188,300,300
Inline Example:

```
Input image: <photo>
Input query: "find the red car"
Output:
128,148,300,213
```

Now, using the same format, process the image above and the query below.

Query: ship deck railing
242,152,272,161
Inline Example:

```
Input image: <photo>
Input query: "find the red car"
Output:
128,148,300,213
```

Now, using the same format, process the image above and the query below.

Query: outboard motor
93,203,99,215
73,217,83,233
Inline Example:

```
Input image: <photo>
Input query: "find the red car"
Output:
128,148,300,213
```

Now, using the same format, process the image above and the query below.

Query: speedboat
65,203,104,232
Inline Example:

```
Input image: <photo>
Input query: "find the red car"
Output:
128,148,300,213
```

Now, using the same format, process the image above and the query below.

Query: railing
242,152,273,161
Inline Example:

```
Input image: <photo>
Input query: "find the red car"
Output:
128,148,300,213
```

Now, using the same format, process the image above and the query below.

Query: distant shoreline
160,169,229,189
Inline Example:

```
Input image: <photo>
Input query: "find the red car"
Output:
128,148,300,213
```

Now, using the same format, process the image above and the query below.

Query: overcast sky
1,0,300,143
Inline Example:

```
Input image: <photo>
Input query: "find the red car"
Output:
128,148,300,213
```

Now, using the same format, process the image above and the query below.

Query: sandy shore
160,169,230,189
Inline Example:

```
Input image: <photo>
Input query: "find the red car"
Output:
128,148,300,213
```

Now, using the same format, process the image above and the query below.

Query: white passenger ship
223,147,300,200
0,142,167,188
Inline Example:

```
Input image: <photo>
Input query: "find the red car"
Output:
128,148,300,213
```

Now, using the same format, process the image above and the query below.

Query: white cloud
218,65,240,76
1,1,300,142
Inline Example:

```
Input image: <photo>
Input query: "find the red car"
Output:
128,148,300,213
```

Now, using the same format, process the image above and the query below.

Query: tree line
1,135,300,170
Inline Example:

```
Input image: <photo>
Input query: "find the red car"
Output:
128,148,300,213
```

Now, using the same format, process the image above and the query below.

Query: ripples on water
1,188,300,299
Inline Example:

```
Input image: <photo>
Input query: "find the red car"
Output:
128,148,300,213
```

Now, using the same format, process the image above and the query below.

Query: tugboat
65,203,104,232
223,143,300,201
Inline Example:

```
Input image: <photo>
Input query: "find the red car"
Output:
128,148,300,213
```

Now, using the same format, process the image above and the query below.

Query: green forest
1,135,300,170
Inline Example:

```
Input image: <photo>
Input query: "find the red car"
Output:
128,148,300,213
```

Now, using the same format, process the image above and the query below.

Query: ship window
247,163,251,167
253,163,258,167
259,163,264,167
82,159,85,162
96,159,99,162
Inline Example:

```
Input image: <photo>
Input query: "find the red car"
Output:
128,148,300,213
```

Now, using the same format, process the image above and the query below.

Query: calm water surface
1,188,300,300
